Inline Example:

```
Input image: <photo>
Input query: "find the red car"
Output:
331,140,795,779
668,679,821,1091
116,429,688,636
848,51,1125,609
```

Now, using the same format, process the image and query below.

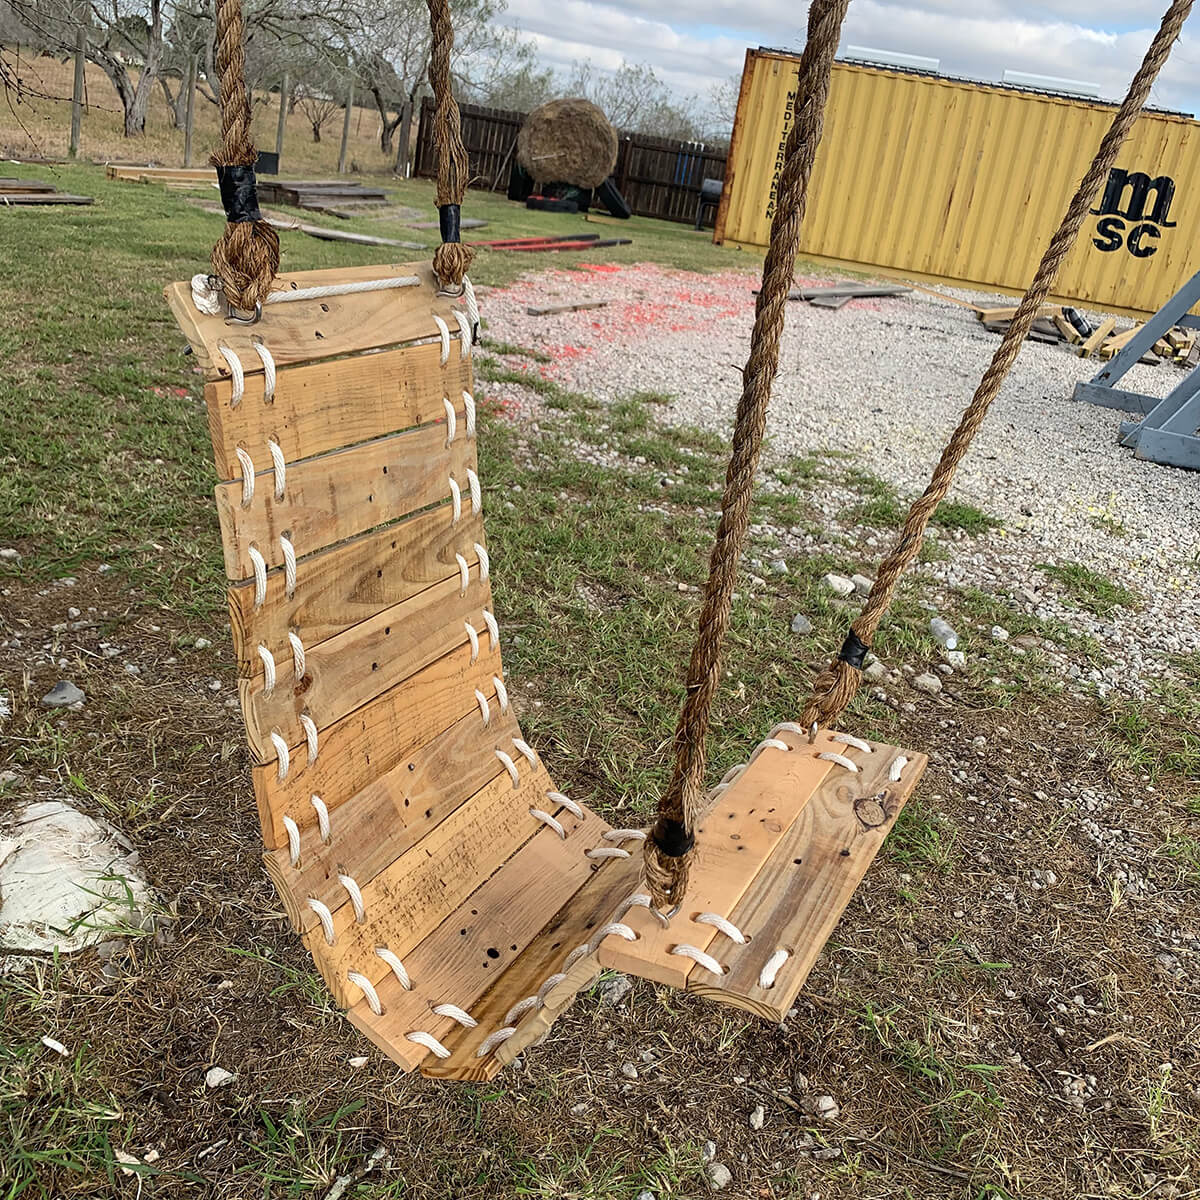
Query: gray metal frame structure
1072,269,1200,470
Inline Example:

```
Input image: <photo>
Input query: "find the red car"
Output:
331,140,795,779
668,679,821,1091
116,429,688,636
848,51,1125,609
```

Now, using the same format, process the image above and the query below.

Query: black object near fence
414,98,728,226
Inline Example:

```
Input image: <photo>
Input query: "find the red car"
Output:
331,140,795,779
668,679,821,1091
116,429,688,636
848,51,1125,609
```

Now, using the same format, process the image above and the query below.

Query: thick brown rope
643,0,851,908
800,0,1194,734
425,0,475,288
209,0,279,313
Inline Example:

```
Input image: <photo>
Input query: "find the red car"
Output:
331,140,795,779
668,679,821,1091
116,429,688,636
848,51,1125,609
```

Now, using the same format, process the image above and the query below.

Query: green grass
931,500,1002,534
1104,656,1200,785
1036,560,1138,618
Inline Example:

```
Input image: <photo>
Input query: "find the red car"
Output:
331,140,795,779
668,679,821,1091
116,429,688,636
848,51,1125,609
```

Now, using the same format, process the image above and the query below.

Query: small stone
570,1102,589,1115
935,663,953,676
599,974,633,1005
115,1150,141,1176
194,637,212,650
813,1095,840,1121
56,577,76,587
636,1191,656,1200
863,661,887,683
769,559,788,575
850,573,873,596
97,563,112,573
702,1141,717,1164
208,679,222,692
749,1104,765,1130
945,650,966,668
349,1055,369,1068
124,663,141,677
0,548,20,561
822,573,855,597
67,607,81,620
41,1036,69,1056
704,1163,732,1191
912,672,942,695
790,613,812,635
42,681,84,708
991,625,1010,641
205,1067,235,1089
621,1062,639,1079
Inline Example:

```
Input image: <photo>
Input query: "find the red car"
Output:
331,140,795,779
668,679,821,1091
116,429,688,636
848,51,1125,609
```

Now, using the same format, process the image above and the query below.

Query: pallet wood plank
597,728,840,988
252,639,501,848
1078,317,1117,358
346,802,614,1070
267,699,523,931
689,741,926,1019
164,262,467,374
228,505,484,677
205,340,474,478
214,420,478,580
239,575,496,757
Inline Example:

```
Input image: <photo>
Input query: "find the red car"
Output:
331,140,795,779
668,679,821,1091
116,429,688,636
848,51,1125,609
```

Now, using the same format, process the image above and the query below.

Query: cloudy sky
499,0,1200,121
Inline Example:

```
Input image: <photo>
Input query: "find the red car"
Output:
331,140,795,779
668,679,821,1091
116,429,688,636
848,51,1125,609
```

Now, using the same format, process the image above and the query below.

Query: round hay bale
517,98,618,189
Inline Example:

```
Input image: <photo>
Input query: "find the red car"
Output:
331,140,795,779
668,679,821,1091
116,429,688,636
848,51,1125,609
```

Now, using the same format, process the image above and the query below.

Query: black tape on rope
216,165,263,224
439,203,462,244
650,817,695,858
838,630,870,671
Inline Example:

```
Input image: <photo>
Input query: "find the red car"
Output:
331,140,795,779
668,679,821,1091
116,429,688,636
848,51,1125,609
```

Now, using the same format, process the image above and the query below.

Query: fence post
183,52,197,167
68,9,87,158
337,80,354,173
275,71,289,161
395,99,413,176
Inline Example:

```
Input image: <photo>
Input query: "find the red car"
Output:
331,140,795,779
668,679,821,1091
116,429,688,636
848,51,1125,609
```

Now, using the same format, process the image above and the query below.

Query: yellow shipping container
716,50,1200,315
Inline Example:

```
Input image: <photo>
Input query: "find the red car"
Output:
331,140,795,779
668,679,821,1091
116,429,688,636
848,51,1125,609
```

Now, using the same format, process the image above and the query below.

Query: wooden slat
239,575,496,758
164,262,467,374
266,699,523,931
597,728,840,988
253,639,502,849
229,505,484,677
346,801,613,1071
1078,316,1117,358
425,853,643,1079
204,340,474,478
215,419,478,580
689,741,926,1019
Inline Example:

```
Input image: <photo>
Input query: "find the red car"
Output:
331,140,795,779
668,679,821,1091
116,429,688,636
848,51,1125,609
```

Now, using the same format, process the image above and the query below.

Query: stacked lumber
977,303,1188,365
106,166,215,189
256,180,389,213
1,177,93,205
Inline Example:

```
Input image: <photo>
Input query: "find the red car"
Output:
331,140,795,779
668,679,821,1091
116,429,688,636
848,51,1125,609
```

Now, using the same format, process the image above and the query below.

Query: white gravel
483,262,1199,697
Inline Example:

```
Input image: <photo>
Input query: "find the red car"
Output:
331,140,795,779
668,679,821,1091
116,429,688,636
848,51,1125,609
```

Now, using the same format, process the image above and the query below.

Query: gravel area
483,262,1200,696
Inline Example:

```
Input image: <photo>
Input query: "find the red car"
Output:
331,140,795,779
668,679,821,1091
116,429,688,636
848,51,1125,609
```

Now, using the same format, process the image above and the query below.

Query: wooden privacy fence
414,98,728,225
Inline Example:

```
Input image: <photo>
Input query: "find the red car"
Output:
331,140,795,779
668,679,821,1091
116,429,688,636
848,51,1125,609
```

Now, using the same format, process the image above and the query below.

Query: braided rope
642,0,851,908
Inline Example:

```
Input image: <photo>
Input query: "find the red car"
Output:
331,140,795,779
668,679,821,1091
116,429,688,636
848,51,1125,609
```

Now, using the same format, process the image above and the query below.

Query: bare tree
294,81,339,141
565,59,702,140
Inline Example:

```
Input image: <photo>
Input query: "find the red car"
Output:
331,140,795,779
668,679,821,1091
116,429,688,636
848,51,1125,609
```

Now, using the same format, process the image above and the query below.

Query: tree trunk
395,98,414,177
159,75,187,130
311,123,321,143
369,84,401,153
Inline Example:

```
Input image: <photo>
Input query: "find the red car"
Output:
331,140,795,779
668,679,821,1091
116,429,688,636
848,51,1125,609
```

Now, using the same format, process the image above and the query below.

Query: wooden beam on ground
1078,316,1117,358
526,300,610,317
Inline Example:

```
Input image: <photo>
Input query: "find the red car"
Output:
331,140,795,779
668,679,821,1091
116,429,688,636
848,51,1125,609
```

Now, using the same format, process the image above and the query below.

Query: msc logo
1091,168,1177,258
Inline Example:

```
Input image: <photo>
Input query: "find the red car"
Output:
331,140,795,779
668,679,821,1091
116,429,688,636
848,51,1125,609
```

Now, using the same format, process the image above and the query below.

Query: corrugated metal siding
717,52,1200,313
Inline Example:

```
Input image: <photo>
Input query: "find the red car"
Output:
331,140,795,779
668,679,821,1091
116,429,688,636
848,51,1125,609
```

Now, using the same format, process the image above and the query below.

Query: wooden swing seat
168,262,924,1080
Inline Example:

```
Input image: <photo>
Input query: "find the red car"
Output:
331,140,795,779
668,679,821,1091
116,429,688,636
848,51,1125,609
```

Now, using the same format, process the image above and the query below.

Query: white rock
912,672,943,694
599,973,632,1005
41,1035,69,1055
813,1095,840,1120
67,607,81,620
621,1062,639,1079
194,637,212,650
704,1163,732,1191
863,661,888,683
991,625,1010,641
115,1150,141,1176
0,548,20,561
702,1140,717,1163
822,573,855,597
769,559,788,575
790,613,813,635
850,573,873,595
349,1056,369,1068
41,681,84,708
205,1067,235,1089
749,1104,765,1130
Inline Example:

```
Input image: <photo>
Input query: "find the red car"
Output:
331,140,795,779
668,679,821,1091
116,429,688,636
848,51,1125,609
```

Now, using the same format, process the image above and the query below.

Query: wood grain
266,698,523,931
344,802,613,1071
597,727,840,988
205,340,474,478
252,639,502,849
239,574,497,760
689,740,926,1019
165,262,469,374
228,505,484,678
215,420,478,580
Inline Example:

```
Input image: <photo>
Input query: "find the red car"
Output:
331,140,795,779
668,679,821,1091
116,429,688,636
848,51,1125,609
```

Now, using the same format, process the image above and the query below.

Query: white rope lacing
453,310,473,358
474,543,489,582
282,815,301,867
338,874,366,924
442,396,457,446
482,610,499,650
462,276,479,335
348,971,382,1015
405,1030,450,1059
750,737,790,762
695,912,748,944
504,995,538,1025
464,621,480,663
546,791,582,819
759,948,790,989
671,944,724,975
432,314,451,365
280,535,297,598
267,438,286,500
376,946,411,989
562,944,591,971
512,738,537,769
288,630,306,679
193,274,422,315
493,676,509,713
889,755,909,782
235,447,255,507
449,477,462,523
818,751,859,773
832,733,873,753
299,713,318,764
270,731,290,781
529,809,564,837
462,391,476,438
769,721,807,738
475,1027,516,1057
310,793,330,842
433,1003,477,1028
466,468,481,514
588,923,636,954
248,545,267,608
475,688,491,727
251,340,276,401
616,891,670,928
455,553,470,596
192,274,223,315
537,972,567,1003
258,644,277,694
308,898,335,945
603,829,646,844
495,750,519,788
587,846,630,860
218,344,245,404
